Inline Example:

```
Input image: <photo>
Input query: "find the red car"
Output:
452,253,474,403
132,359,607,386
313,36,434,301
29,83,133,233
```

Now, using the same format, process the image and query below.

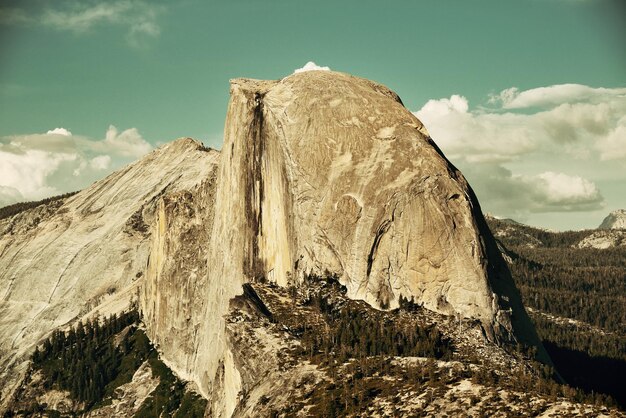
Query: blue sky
0,0,624,230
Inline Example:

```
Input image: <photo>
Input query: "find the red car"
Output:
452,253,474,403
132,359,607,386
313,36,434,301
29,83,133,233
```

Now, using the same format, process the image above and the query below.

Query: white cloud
102,125,152,158
458,165,604,217
294,61,331,74
0,185,26,208
46,127,72,136
414,83,626,219
0,126,152,206
90,155,112,170
489,84,626,109
528,172,603,210
0,1,163,47
415,95,539,163
598,116,626,161
415,84,626,164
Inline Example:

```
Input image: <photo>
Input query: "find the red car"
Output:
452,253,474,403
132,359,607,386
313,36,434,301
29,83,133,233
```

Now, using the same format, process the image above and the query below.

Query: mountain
0,139,219,410
599,209,626,230
1,71,622,416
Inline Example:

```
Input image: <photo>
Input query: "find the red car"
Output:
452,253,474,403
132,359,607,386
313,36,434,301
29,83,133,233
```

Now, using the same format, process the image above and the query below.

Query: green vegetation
511,252,625,334
135,353,206,418
8,309,207,417
302,292,453,362
0,191,78,221
32,310,143,406
487,218,626,409
286,275,454,363
258,276,456,415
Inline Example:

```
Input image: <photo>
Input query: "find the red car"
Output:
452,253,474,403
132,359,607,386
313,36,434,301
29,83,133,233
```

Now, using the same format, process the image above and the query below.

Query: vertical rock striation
140,71,546,416
206,70,543,357
1,70,548,416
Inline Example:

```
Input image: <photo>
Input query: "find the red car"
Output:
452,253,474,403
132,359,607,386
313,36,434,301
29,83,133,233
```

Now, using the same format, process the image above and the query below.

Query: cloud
415,95,539,163
0,126,152,207
0,1,164,47
527,172,603,211
102,125,152,157
90,155,112,170
415,83,626,163
459,165,604,218
0,7,30,25
414,83,626,218
294,61,331,74
598,115,626,161
46,127,72,136
489,84,626,109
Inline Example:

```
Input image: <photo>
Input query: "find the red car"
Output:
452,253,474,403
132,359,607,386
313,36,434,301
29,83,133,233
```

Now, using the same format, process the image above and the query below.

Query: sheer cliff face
138,72,543,411
0,139,218,410
217,71,536,346
0,71,545,415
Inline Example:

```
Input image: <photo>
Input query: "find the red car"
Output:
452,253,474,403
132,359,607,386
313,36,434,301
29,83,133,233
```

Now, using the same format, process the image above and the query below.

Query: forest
5,310,206,418
0,191,78,221
487,217,626,409
255,275,617,415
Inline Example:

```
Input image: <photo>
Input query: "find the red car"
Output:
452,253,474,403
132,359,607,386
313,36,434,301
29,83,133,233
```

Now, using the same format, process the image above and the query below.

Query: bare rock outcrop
214,70,541,346
599,209,626,230
0,138,218,410
136,71,547,415
576,229,626,249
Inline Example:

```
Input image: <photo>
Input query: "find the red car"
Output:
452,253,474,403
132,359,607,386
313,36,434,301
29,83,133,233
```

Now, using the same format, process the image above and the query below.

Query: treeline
291,276,453,363
22,309,206,417
518,247,626,268
302,294,453,362
486,218,595,248
32,310,144,406
0,191,78,221
470,355,617,409
511,256,625,333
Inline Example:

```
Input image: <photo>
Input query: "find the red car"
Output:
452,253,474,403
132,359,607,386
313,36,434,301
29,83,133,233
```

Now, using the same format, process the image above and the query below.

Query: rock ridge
599,209,626,230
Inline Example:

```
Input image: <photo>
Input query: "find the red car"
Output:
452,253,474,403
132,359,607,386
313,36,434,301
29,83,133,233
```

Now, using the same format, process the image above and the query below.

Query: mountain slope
1,71,556,416
138,71,547,411
0,138,219,410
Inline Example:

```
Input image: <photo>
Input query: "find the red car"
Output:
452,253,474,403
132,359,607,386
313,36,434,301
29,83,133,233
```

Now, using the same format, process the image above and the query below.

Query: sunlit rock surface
214,70,541,347
0,138,218,410
599,209,626,230
1,71,547,416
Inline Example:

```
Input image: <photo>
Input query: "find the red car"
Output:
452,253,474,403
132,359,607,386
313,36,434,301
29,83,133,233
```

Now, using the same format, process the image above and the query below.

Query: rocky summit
3,71,617,417
599,209,626,230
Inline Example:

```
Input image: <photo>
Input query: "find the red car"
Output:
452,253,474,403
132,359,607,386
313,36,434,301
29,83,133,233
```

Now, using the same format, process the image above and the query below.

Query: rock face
599,209,626,230
213,71,539,343
137,71,545,414
0,138,218,410
1,70,546,416
576,230,626,249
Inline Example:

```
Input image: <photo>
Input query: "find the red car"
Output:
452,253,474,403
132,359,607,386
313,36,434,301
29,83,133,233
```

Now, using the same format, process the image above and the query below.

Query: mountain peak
1,73,551,416
599,209,626,230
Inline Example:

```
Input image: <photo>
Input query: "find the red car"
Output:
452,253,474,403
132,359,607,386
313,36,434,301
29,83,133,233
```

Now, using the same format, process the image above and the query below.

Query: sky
0,0,624,230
